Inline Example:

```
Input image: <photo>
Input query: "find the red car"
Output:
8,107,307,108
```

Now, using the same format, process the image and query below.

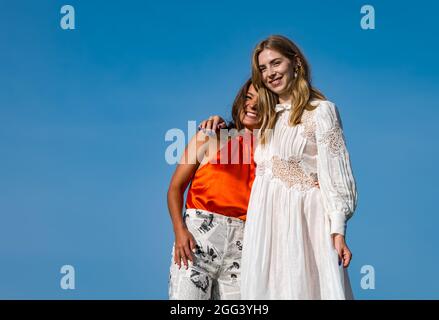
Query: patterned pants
168,208,245,300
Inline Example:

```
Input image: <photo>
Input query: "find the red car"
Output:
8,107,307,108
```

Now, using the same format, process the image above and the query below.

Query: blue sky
0,0,438,299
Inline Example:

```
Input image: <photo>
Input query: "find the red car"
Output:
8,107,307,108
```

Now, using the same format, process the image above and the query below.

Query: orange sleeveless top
185,133,256,221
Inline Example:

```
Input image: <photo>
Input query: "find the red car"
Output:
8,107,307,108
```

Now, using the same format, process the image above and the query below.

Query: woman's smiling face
258,48,294,99
240,84,260,130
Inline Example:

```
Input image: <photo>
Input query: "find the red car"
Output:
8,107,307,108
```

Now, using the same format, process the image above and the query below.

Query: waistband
184,208,245,227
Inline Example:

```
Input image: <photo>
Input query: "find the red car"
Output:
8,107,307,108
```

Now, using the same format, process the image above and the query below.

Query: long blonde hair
251,35,326,144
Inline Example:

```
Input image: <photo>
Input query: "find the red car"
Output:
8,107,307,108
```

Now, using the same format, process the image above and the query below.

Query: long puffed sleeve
315,101,357,236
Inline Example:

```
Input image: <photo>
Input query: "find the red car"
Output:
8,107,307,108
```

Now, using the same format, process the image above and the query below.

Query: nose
246,100,258,111
267,66,276,79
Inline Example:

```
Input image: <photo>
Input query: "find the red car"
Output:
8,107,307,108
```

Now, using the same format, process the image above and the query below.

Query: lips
245,111,258,119
269,76,283,88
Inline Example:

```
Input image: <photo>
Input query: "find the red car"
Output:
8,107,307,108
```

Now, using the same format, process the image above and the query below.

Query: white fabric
241,100,357,299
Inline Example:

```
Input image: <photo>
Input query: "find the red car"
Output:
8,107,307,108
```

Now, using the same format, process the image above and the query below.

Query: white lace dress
241,100,357,299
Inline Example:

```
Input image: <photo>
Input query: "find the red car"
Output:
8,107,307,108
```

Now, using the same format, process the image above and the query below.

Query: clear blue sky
0,0,438,299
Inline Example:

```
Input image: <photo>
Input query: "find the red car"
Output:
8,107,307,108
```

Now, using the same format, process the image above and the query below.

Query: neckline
275,100,322,113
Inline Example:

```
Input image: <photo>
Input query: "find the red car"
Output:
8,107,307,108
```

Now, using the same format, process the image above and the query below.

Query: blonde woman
238,35,358,299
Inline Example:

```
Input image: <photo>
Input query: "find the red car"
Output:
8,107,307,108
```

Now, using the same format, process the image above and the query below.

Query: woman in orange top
167,79,260,300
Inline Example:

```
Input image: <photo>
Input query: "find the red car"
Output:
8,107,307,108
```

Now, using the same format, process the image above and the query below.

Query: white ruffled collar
274,103,291,113
275,100,321,113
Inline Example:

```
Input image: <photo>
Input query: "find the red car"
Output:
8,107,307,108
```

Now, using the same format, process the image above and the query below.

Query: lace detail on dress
271,155,318,191
301,110,316,143
318,125,346,157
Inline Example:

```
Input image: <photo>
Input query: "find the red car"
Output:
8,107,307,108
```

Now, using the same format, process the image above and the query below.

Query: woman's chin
276,87,287,95
268,83,288,96
242,121,259,131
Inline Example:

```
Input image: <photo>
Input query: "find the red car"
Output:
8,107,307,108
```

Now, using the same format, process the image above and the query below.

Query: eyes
246,94,258,102
259,60,281,73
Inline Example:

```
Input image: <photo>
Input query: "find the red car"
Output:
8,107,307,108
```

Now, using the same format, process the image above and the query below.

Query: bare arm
167,130,210,269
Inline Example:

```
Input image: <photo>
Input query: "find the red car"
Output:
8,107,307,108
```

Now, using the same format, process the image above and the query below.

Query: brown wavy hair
251,35,325,144
228,78,254,130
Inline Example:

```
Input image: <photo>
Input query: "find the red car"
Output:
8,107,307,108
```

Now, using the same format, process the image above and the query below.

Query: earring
294,65,301,78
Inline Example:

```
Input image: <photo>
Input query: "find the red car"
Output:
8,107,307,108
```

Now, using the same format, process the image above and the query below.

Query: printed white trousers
168,208,245,300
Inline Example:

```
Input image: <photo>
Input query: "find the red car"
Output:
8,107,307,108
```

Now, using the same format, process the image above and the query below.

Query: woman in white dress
240,35,358,299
